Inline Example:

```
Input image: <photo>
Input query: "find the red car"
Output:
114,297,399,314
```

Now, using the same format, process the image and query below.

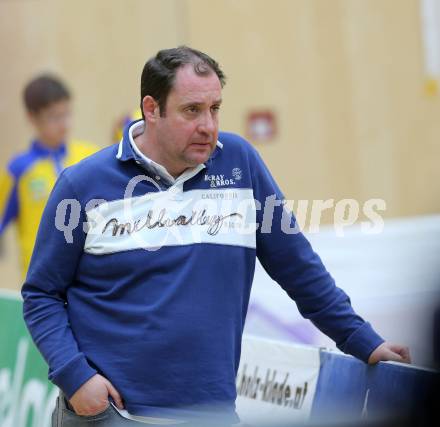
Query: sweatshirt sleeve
21,169,97,399
250,145,384,363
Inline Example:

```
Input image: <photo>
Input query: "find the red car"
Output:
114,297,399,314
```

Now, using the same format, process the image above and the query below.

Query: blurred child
0,74,99,276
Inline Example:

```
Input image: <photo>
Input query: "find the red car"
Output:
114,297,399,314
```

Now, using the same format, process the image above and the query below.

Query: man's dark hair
23,74,70,114
140,45,226,118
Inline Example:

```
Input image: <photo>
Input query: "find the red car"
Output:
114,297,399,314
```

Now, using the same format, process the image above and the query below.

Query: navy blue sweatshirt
22,120,384,421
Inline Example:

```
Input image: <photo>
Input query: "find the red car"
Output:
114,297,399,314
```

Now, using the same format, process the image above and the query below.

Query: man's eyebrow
181,99,223,107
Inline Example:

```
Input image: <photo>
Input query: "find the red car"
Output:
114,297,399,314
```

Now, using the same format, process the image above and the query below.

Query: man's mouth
190,142,212,147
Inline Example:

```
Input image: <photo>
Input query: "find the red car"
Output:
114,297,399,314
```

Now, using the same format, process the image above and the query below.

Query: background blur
1,0,439,367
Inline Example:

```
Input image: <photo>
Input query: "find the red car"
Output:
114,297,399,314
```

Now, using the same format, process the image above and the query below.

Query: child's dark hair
23,74,71,114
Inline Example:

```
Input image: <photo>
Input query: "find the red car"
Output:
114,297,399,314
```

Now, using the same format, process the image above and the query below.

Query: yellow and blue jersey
0,139,99,275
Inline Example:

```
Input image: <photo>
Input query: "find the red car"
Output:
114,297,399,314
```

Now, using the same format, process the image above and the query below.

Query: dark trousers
51,389,174,426
51,389,239,427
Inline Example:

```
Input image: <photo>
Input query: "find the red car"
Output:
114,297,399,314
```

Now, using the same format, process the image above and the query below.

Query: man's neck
133,131,186,179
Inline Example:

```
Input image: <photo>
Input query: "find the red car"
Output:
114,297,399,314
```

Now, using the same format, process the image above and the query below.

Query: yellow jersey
0,139,99,275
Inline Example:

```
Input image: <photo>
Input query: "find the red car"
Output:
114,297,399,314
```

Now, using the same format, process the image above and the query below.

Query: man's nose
197,111,217,134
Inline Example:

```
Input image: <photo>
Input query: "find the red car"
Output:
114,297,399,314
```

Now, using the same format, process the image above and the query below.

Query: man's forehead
171,64,222,101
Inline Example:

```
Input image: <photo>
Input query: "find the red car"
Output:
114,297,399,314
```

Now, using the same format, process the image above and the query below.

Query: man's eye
211,106,221,112
187,106,199,113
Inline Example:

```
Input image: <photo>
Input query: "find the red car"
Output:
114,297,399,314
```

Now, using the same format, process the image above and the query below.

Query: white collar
129,121,177,184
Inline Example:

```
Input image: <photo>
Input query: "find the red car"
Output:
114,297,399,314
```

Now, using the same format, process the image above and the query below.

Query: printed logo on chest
204,168,243,188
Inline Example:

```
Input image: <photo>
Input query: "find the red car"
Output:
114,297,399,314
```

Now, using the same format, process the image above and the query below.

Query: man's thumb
104,378,124,409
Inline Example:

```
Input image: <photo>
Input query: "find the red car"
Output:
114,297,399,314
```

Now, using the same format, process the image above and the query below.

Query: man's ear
142,96,159,123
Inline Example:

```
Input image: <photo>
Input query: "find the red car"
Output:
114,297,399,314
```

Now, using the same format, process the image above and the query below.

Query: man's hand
368,342,411,365
69,374,124,416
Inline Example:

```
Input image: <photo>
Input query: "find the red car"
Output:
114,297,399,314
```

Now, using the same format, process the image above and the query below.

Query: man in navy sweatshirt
22,46,411,426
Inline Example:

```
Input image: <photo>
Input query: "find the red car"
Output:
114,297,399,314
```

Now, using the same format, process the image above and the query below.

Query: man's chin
188,157,209,168
185,150,213,167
